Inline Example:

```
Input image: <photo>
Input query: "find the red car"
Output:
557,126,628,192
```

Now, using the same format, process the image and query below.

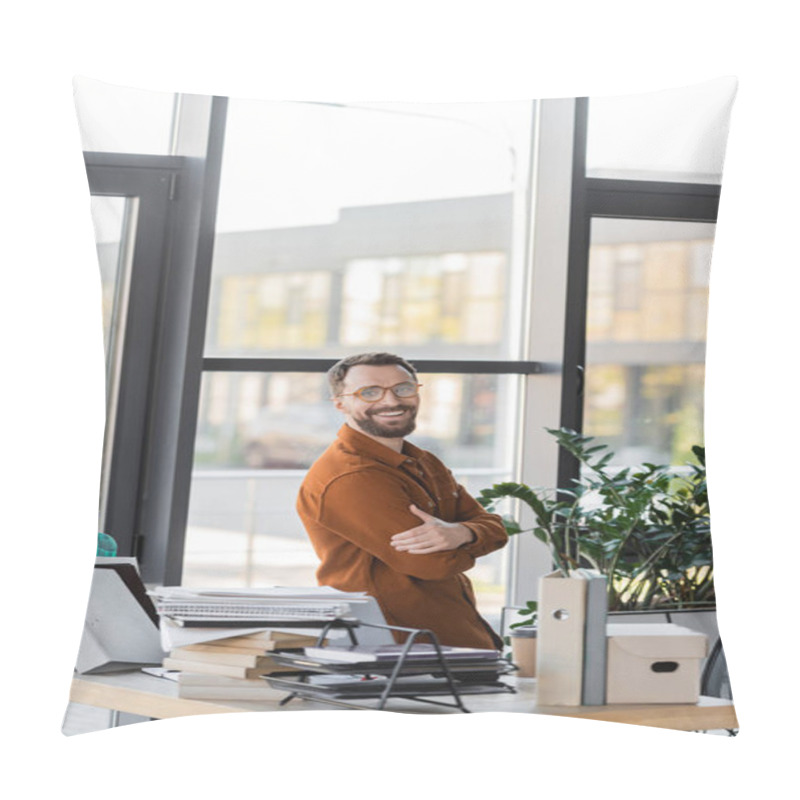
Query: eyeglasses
336,381,423,403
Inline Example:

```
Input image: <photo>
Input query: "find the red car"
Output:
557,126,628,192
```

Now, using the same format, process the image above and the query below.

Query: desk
70,672,738,731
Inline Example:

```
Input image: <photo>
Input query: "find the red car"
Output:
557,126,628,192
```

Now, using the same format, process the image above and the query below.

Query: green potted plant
477,428,714,612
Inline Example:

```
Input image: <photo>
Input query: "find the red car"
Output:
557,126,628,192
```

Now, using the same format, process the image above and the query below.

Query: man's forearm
390,507,476,554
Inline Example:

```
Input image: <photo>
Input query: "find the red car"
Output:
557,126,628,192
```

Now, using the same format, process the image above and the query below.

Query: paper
159,617,275,651
151,586,368,601
141,667,180,681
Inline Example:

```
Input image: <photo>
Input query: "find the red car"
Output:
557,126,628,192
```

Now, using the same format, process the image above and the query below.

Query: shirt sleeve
313,468,479,581
453,483,509,558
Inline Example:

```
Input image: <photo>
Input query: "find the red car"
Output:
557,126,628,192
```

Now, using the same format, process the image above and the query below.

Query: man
296,352,508,649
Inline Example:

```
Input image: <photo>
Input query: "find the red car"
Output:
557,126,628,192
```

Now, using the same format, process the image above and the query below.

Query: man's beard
353,404,418,438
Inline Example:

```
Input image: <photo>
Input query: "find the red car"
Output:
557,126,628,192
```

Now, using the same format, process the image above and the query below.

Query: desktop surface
70,670,738,730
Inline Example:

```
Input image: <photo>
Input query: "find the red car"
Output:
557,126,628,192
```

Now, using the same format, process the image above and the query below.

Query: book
178,673,271,686
157,617,321,651
575,568,608,705
169,646,280,668
168,617,342,629
174,633,318,658
162,656,284,679
176,673,283,700
266,673,515,700
270,650,514,677
175,641,281,656
203,631,320,652
302,643,499,663
177,683,281,700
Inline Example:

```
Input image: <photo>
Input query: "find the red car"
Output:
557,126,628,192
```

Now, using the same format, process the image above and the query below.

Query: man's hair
327,352,418,397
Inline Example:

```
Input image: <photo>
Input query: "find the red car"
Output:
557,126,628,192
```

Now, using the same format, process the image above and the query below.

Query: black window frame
557,98,721,489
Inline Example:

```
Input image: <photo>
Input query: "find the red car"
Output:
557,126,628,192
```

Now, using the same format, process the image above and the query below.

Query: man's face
333,364,420,440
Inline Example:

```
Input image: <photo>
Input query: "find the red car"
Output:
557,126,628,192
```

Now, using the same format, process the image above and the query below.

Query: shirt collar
337,423,421,468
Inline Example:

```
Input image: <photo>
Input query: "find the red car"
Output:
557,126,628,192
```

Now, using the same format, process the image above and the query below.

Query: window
76,82,731,610
584,218,714,465
340,253,507,349
183,99,535,624
558,96,722,491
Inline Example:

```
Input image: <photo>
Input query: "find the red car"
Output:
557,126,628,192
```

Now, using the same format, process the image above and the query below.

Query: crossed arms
305,468,508,581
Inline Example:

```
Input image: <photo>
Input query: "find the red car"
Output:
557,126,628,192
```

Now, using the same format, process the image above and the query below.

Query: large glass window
583,218,715,466
92,196,131,369
203,100,527,360
74,84,733,606
93,194,134,526
186,99,533,621
341,253,507,348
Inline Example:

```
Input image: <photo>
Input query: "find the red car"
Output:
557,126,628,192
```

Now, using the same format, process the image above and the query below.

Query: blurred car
242,403,339,469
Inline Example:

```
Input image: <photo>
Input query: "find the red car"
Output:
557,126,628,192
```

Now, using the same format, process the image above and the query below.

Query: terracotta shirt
296,424,508,649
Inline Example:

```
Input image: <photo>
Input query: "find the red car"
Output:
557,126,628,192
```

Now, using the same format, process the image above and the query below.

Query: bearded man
296,352,508,649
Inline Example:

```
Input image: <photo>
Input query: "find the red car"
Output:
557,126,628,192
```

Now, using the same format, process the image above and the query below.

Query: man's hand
390,504,476,554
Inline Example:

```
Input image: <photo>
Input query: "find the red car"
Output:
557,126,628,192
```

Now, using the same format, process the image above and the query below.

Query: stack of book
161,630,321,699
146,586,439,702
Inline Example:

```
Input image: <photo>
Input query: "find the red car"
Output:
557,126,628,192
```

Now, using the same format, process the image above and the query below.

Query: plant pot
509,628,537,677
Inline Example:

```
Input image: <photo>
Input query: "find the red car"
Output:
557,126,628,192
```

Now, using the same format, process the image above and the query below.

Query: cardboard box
606,623,708,704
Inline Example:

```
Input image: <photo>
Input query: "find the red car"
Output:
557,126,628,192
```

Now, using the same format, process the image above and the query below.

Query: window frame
86,153,183,563
85,96,228,584
557,97,721,490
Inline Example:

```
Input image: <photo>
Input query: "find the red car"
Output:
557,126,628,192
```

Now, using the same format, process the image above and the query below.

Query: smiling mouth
367,407,411,418
355,405,417,438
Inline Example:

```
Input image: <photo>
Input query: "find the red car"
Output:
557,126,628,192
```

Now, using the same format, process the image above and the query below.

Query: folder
576,568,608,705
535,571,587,706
